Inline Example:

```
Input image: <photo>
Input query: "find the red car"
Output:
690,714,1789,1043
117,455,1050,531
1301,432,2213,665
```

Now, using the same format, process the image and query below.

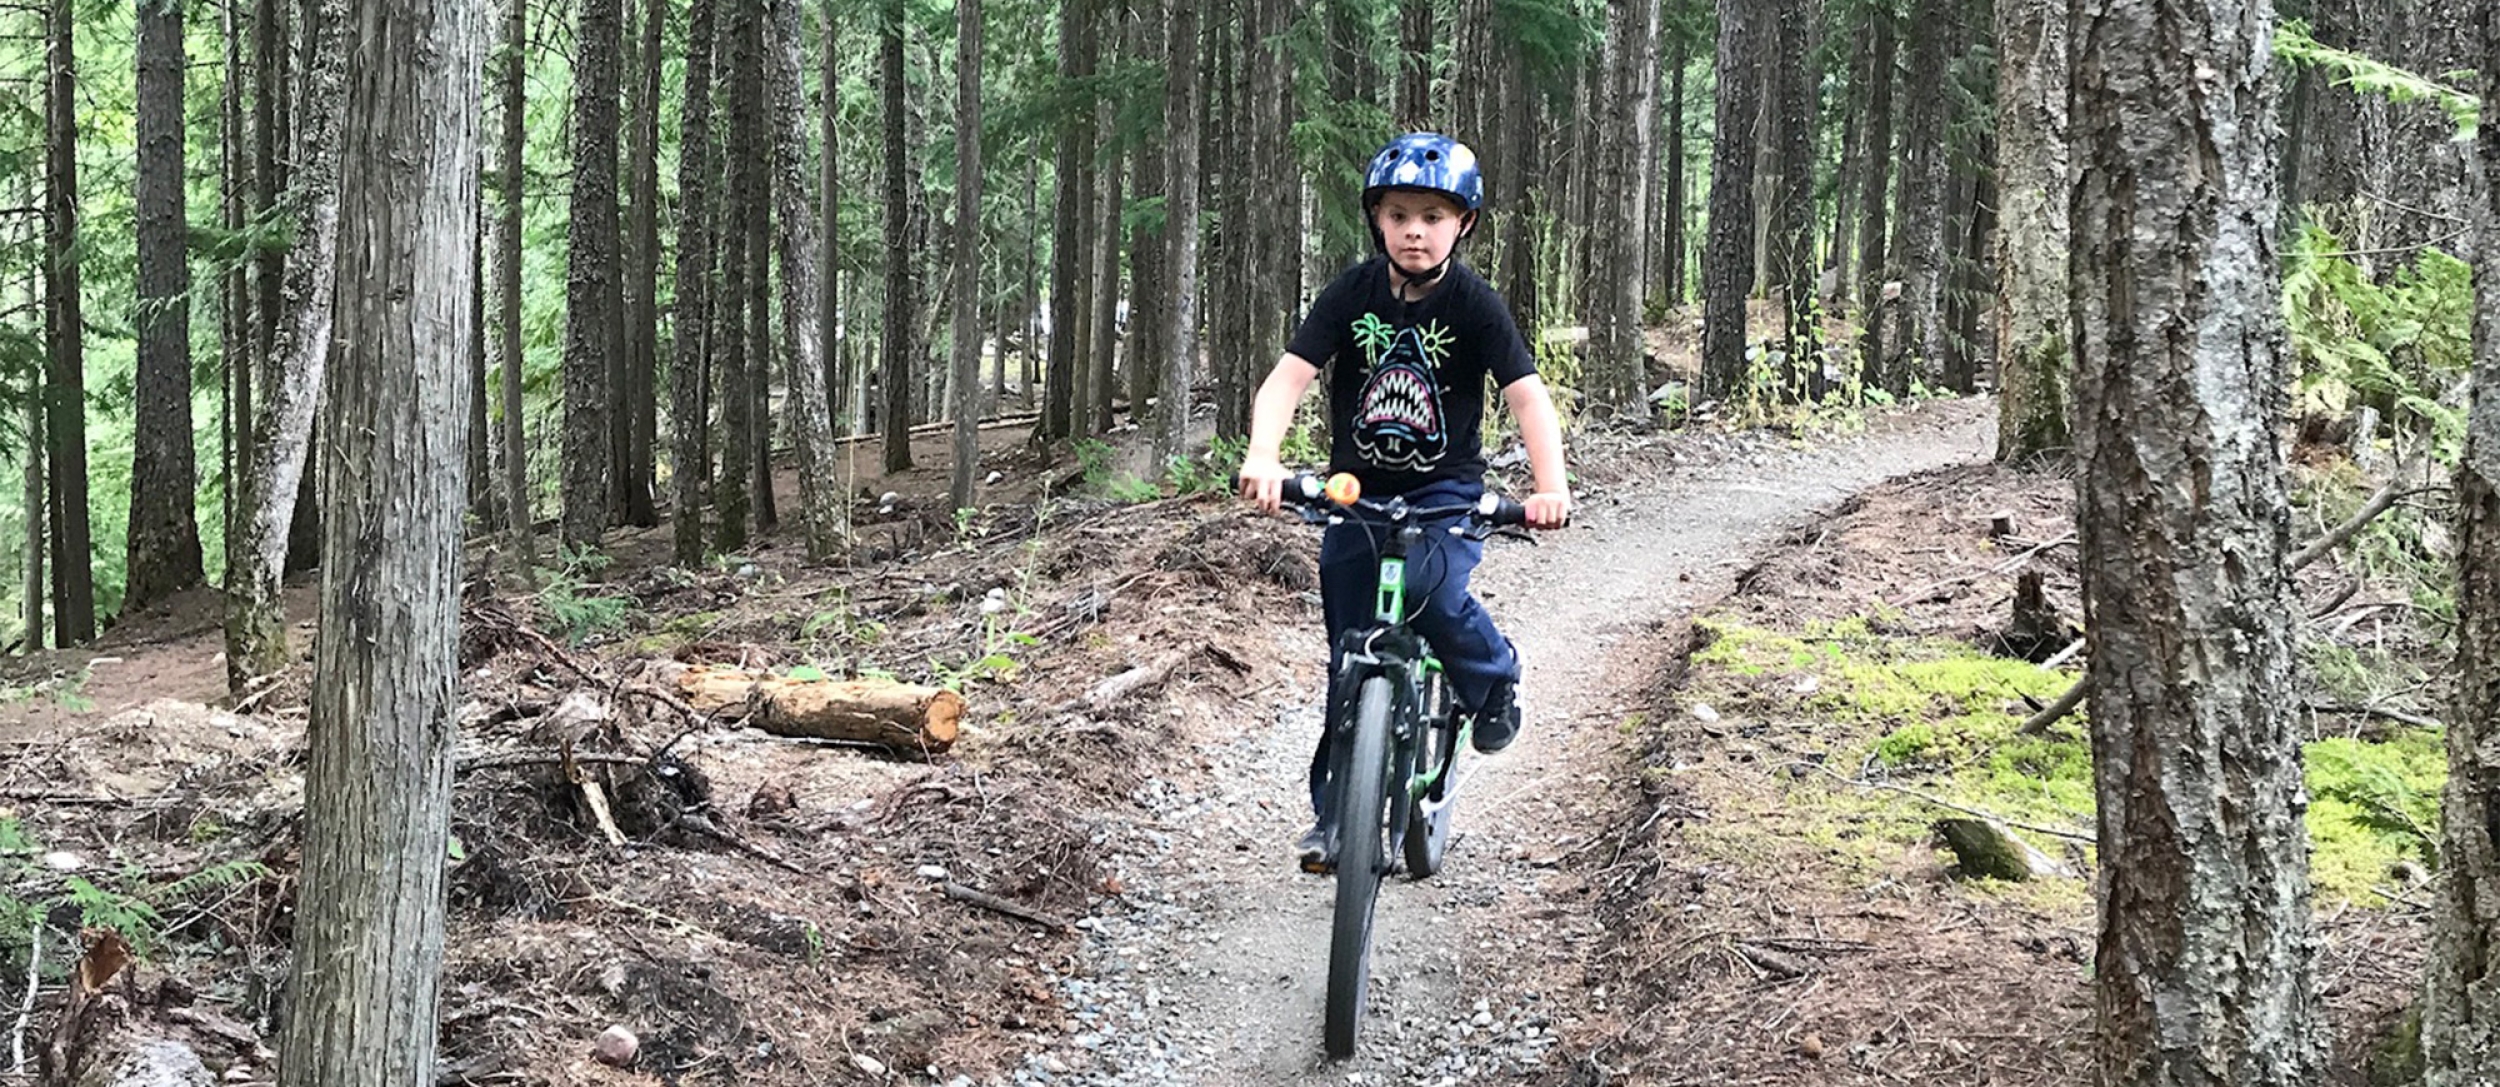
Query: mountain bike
1271,471,1527,1059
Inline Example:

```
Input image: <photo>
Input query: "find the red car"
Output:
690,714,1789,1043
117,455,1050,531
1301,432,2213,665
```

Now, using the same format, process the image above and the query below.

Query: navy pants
1310,479,1520,819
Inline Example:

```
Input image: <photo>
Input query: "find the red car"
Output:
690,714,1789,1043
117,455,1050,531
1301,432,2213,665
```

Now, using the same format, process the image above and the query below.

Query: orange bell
1323,473,1362,506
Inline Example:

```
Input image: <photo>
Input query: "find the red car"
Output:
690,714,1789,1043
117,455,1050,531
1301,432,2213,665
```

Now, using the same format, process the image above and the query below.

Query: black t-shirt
1285,257,1539,496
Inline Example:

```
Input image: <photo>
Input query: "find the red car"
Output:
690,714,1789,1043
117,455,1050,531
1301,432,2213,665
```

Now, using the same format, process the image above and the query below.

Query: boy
1236,133,1572,868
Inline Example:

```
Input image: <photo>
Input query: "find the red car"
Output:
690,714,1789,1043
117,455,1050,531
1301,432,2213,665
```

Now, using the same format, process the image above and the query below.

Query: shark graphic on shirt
1353,322,1452,474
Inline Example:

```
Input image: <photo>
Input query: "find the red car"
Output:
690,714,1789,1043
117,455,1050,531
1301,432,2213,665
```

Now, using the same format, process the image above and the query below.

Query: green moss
2304,728,2445,905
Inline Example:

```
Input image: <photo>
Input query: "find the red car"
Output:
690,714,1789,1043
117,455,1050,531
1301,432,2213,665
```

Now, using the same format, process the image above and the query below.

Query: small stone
916,864,951,881
1799,1034,1825,1060
1689,703,1720,723
40,851,84,872
592,1025,639,1067
852,1053,888,1077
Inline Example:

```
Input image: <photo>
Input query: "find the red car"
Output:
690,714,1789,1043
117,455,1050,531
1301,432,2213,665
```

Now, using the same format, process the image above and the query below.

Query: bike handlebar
1261,472,1531,529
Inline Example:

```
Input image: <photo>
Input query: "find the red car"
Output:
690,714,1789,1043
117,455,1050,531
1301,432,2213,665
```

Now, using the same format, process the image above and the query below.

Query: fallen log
672,666,965,756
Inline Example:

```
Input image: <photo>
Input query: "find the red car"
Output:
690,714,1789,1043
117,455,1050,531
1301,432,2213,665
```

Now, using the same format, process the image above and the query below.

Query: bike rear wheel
1325,676,1395,1059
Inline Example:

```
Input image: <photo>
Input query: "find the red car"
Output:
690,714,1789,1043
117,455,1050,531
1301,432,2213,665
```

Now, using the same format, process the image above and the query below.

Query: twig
2307,701,2444,731
939,882,1070,931
2016,678,2091,737
2038,636,2087,671
456,750,654,774
1807,764,2094,844
676,813,807,874
9,920,38,1073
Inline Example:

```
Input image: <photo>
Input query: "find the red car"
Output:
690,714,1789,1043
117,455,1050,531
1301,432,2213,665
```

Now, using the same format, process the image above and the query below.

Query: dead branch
939,882,1070,931
10,916,38,1073
1055,648,1196,714
456,750,653,775
2306,701,2443,731
2021,459,2433,735
676,813,807,874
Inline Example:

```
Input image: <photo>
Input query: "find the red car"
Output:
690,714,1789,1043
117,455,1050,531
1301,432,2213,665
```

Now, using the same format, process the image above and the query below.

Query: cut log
673,666,964,756
1935,818,2074,881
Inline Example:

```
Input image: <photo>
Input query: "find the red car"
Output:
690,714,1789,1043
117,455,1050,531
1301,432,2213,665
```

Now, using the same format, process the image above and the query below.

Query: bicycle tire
1325,676,1395,1060
1402,674,1457,879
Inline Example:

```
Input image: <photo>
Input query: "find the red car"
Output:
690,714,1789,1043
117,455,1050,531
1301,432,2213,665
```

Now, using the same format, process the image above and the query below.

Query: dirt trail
1012,399,1998,1086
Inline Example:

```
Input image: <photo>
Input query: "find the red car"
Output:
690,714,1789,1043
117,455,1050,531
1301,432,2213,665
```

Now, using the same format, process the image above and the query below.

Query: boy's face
1373,190,1470,279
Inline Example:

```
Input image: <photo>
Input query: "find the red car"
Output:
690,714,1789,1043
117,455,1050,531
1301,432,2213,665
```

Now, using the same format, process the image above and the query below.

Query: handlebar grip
1235,472,1332,508
1476,493,1529,528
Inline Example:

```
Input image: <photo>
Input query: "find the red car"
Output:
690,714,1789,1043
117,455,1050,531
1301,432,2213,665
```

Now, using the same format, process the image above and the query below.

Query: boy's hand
1525,491,1571,530
1239,456,1291,514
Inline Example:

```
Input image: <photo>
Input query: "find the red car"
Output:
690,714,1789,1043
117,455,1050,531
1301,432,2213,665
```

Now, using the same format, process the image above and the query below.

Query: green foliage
2282,225,2474,463
2276,21,2479,140
2306,729,2445,901
535,545,629,646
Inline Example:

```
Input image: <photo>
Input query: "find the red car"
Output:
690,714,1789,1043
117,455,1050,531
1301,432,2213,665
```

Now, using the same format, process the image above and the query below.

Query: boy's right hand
1238,456,1291,514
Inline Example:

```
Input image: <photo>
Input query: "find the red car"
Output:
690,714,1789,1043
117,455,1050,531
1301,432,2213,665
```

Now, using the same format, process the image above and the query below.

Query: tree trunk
20,350,42,652
272,0,475,1075
949,0,984,510
2421,8,2500,1078
1993,0,2070,463
468,212,493,531
1853,10,1896,391
1887,0,1949,393
1398,0,1431,130
1155,0,1201,468
1772,0,1818,402
127,0,203,613
221,0,244,556
620,0,663,528
226,0,348,687
880,0,916,470
716,0,756,548
1091,155,1123,436
1042,0,1092,442
2070,0,2321,1078
498,0,532,563
745,21,779,535
1660,33,1688,307
1700,0,1764,401
249,0,285,457
671,0,721,565
821,0,843,432
1824,29,1867,301
2290,0,2390,244
563,0,624,551
766,0,846,557
1593,0,1657,421
2380,0,2473,258
42,0,94,646
1127,0,1167,419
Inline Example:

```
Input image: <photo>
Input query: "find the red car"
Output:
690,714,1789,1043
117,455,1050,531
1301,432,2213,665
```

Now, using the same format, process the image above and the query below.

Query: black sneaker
1472,683,1521,754
1295,824,1334,873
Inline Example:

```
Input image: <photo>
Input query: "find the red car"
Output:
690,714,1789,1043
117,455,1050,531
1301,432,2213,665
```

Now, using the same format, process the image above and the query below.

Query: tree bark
20,349,42,652
717,0,757,548
2381,0,2474,258
2421,6,2500,1078
744,41,777,534
672,667,965,755
221,0,244,556
1700,0,1764,401
42,0,93,646
1993,0,2070,463
1854,10,1896,391
1661,32,1688,307
498,0,533,564
225,0,348,688
563,0,624,551
1399,0,1432,130
621,0,664,528
2290,0,2390,245
1771,0,1818,402
1154,0,1201,468
672,0,721,566
1043,0,1096,443
821,0,843,433
1592,0,1658,421
770,0,848,557
1823,29,1866,301
127,0,204,613
880,0,916,470
2070,0,2322,1079
469,210,493,531
1126,0,1167,419
1887,0,1949,395
949,0,984,510
1091,155,1124,436
272,0,476,1075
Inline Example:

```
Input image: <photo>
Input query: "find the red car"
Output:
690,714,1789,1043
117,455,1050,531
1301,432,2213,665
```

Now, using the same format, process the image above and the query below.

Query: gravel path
1000,400,1998,1086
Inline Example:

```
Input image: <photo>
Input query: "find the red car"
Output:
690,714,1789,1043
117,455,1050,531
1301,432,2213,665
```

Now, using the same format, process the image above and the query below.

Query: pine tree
127,0,204,612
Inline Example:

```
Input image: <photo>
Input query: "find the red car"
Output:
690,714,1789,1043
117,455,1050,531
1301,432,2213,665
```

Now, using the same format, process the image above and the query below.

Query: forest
2,0,2499,1082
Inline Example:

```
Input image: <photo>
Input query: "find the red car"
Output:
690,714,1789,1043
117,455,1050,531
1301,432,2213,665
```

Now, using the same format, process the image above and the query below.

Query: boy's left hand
1525,491,1571,530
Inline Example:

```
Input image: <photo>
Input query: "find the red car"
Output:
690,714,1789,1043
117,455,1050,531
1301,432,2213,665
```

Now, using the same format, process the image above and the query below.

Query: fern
154,859,272,905
2276,21,2478,140
63,876,163,947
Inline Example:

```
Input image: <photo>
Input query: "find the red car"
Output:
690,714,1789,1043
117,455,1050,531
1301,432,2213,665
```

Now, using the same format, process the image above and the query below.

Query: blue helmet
1361,133,1485,214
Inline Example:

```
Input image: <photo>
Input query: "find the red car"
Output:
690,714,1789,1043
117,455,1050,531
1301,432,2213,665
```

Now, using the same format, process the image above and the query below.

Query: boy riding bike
1236,133,1572,869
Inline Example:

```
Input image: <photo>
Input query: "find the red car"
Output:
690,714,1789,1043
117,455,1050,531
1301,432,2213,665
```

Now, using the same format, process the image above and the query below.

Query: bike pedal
1300,856,1336,875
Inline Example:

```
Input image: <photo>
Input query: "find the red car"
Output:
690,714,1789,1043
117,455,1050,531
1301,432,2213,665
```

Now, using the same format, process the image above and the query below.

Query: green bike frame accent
1376,557,1407,624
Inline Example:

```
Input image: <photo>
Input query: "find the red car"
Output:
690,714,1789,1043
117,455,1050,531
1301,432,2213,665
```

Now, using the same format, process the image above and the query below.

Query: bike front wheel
1402,673,1458,879
1325,675,1395,1060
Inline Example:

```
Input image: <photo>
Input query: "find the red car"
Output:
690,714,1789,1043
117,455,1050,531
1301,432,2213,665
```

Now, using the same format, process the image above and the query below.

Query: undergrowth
1683,617,2441,906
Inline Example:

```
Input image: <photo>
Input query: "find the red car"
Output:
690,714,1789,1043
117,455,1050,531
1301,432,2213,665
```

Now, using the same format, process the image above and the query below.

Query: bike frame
1324,498,1471,873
